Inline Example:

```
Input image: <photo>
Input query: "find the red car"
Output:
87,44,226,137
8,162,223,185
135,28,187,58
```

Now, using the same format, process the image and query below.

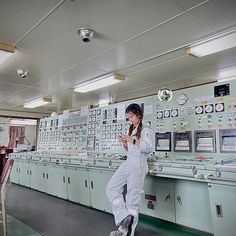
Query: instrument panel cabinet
10,159,19,184
175,180,213,233
208,183,236,236
18,160,31,187
46,164,68,199
66,167,90,206
30,162,47,192
140,176,175,223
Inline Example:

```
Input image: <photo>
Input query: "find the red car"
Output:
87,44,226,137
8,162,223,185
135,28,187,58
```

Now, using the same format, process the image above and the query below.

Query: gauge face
215,103,224,112
205,104,213,113
164,110,170,118
176,94,188,105
195,105,203,114
157,111,163,119
171,109,178,117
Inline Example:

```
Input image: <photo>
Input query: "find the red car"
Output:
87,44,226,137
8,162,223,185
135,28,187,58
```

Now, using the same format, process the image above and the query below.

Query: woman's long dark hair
126,103,143,140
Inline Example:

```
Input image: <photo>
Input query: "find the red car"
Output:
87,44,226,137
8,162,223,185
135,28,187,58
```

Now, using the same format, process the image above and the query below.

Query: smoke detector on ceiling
16,69,28,79
77,28,95,43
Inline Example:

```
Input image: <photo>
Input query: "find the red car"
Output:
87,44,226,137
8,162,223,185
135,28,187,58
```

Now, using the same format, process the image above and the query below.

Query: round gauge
117,124,122,131
112,125,117,131
107,125,111,131
171,109,178,117
205,104,213,113
97,109,101,115
164,110,170,118
157,111,163,119
176,94,188,105
195,106,203,114
92,110,96,115
215,103,224,112
102,126,106,132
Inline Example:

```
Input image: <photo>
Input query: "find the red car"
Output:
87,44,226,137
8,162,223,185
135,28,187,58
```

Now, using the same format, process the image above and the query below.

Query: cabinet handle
30,170,32,175
27,170,29,175
46,173,48,179
68,177,71,184
91,181,94,189
164,194,171,202
63,176,65,183
85,180,88,188
177,196,183,205
43,173,45,178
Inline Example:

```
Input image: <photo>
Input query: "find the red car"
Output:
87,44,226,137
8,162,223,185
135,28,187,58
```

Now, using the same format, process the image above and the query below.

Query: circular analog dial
176,94,188,105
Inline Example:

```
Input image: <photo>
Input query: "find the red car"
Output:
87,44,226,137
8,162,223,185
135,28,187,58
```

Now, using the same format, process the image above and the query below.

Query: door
175,179,213,233
140,176,175,222
30,162,47,192
208,183,236,236
67,167,90,206
89,169,113,212
46,164,67,199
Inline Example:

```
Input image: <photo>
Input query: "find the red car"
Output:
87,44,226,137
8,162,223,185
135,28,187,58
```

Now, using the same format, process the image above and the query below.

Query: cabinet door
89,169,113,212
175,180,213,233
46,165,67,199
140,176,175,222
18,161,31,187
208,183,236,236
30,162,47,192
67,167,90,206
10,160,19,184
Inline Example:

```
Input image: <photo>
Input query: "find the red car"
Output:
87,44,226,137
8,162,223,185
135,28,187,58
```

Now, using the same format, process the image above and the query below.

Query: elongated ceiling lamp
74,74,125,93
187,29,236,57
24,97,52,108
0,42,15,64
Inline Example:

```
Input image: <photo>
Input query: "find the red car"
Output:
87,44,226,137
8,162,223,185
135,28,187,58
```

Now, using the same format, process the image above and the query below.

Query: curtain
8,126,25,149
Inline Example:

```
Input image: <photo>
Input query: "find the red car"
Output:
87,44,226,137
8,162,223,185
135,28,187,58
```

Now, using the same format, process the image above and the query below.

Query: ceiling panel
31,64,105,93
0,0,62,44
84,14,212,72
0,82,27,100
128,47,236,85
0,48,76,87
171,0,208,10
190,0,236,30
17,0,184,64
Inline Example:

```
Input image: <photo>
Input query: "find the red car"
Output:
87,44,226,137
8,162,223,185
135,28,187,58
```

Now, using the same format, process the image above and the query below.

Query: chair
0,159,14,236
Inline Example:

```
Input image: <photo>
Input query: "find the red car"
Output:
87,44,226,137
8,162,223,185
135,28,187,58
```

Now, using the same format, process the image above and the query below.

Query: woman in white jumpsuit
106,103,155,236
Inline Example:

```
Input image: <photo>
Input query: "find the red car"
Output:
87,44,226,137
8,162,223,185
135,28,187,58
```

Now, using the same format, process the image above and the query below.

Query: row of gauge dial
157,103,225,119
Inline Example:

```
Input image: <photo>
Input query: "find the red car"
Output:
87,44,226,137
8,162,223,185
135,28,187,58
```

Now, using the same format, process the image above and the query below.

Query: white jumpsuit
106,124,155,235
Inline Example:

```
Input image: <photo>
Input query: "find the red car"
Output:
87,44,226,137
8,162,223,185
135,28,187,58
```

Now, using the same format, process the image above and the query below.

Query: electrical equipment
155,132,171,151
194,130,216,152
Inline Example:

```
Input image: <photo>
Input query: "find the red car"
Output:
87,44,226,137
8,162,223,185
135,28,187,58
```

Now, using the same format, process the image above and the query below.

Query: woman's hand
119,135,132,143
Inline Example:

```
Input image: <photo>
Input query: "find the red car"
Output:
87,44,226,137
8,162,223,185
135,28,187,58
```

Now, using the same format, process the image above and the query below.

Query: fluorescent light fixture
74,74,125,93
10,119,37,126
24,97,52,108
0,42,15,64
98,98,110,107
217,76,236,83
219,68,236,78
187,30,236,57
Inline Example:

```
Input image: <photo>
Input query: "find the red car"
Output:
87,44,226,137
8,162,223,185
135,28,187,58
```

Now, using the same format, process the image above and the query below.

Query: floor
0,214,41,236
5,184,212,236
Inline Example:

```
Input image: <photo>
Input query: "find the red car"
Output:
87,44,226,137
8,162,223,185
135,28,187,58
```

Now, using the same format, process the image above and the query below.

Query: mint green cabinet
208,183,236,236
30,162,47,192
46,165,67,199
66,167,90,206
140,176,175,222
88,169,113,212
175,180,213,233
18,160,31,187
10,159,19,184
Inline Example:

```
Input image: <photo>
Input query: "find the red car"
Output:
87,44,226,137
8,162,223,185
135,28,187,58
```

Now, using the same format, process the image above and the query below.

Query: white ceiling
0,0,236,115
